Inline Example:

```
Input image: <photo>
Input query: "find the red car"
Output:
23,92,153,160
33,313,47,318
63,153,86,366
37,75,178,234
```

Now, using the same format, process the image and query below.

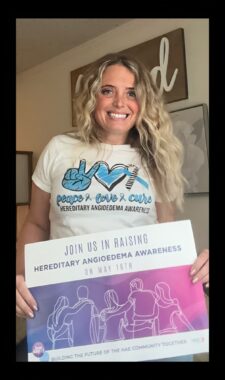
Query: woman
16,53,209,361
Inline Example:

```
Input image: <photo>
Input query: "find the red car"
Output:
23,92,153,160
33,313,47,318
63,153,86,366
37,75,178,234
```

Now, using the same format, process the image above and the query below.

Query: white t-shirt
32,134,159,239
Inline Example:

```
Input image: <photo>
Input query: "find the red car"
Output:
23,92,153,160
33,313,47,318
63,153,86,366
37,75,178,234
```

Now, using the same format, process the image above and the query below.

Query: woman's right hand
16,274,38,319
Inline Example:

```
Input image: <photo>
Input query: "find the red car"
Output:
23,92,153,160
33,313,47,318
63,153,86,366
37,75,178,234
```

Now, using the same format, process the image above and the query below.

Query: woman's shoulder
49,132,82,147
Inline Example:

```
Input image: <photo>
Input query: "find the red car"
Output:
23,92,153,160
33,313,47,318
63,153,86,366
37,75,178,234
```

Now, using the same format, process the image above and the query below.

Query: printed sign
25,220,208,362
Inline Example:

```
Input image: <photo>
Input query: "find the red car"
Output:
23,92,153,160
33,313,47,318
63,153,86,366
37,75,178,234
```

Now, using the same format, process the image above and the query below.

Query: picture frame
16,151,33,205
170,104,209,194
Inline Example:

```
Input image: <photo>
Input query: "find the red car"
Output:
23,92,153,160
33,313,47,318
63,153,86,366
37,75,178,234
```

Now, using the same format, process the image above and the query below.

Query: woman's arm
16,182,50,319
155,201,175,222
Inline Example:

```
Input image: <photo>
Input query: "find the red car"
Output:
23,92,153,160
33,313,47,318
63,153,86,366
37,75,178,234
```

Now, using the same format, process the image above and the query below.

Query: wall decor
170,104,209,194
71,28,188,126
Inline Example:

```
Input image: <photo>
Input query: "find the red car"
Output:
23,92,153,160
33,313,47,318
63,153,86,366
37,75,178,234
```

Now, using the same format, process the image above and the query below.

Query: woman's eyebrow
101,84,135,90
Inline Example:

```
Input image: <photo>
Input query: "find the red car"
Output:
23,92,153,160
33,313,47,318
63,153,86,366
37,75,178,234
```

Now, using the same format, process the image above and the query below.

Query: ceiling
16,18,132,73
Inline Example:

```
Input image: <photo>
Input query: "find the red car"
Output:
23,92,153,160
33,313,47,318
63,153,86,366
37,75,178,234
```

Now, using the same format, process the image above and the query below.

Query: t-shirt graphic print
32,135,158,239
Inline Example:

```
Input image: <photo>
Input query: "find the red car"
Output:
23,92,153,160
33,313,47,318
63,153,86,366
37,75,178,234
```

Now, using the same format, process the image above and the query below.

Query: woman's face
94,64,140,144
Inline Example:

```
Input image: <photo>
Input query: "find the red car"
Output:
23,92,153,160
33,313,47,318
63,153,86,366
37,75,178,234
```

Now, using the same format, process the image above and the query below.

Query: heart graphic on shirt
94,162,128,191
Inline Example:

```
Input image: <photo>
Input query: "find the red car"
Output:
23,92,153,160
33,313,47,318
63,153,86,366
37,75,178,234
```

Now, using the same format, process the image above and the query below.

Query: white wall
16,18,209,252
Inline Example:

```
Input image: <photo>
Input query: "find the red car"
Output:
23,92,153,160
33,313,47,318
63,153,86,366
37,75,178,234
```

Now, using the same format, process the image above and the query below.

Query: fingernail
192,277,199,284
29,311,34,318
33,305,38,311
190,268,196,275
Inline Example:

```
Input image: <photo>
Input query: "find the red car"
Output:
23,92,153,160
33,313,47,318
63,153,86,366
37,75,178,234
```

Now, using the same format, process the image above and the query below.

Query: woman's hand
16,274,38,319
190,249,209,288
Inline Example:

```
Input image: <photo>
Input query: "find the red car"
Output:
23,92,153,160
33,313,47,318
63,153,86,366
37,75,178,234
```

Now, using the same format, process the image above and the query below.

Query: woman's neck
101,133,139,146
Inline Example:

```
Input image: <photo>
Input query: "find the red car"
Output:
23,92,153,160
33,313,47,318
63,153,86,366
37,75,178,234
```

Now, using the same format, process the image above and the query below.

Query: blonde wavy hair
71,53,186,210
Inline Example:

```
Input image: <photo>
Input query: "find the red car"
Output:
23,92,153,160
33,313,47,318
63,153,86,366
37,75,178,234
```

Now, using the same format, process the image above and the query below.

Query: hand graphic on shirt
62,160,100,191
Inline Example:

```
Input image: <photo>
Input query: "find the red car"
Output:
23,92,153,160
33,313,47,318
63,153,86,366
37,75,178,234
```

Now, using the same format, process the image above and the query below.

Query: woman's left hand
190,249,209,288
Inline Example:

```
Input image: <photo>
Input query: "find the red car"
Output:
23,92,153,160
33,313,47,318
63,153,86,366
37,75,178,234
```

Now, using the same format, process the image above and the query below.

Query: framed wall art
16,151,33,205
170,104,209,194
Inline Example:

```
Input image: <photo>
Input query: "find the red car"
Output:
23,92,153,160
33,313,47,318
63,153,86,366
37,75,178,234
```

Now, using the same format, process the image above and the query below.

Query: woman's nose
112,93,125,108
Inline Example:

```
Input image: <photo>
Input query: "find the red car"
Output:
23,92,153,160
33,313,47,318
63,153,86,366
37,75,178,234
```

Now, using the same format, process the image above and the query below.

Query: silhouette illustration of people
100,278,159,341
100,289,133,342
47,296,72,349
47,286,101,348
120,278,158,339
154,282,194,334
47,280,195,349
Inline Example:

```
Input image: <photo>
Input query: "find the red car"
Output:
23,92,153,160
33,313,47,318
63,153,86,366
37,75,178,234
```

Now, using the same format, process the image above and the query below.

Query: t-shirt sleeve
32,137,57,193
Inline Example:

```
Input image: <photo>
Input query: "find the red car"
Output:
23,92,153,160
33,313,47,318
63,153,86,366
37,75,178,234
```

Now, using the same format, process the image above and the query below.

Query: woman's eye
127,90,136,98
100,88,113,96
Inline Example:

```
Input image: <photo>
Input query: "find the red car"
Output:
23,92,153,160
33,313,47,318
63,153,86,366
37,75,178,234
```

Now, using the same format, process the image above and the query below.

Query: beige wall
16,18,209,251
